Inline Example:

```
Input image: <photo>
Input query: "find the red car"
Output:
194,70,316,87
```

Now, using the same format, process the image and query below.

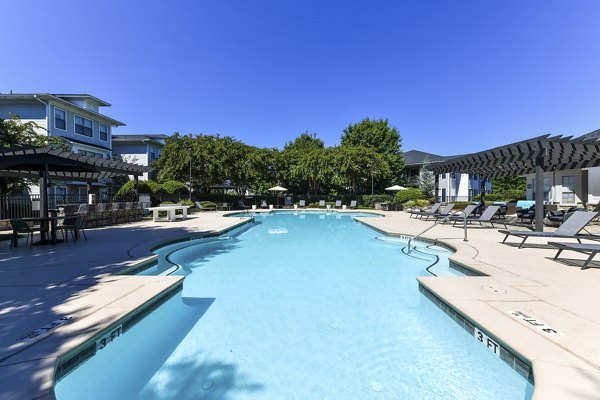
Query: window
99,124,108,141
450,172,456,179
75,115,93,137
562,175,576,203
54,108,66,130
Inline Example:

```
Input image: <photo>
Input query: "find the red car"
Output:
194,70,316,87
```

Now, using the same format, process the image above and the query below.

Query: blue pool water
55,211,533,399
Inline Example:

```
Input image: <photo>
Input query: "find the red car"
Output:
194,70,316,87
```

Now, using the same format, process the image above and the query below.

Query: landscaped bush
179,199,195,208
114,180,157,200
198,200,216,208
403,199,429,209
161,180,189,195
394,188,423,204
361,194,393,206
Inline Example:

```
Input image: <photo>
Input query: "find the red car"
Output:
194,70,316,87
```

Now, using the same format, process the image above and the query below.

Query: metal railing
407,211,468,253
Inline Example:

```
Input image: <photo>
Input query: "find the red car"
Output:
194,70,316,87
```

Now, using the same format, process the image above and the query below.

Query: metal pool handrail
407,211,468,253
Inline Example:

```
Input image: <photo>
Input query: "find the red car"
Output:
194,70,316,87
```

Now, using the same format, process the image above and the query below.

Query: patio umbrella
268,186,287,208
385,185,408,210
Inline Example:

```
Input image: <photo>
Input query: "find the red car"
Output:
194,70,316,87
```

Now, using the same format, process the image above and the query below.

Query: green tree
331,146,391,195
340,118,404,186
418,156,435,197
0,114,67,193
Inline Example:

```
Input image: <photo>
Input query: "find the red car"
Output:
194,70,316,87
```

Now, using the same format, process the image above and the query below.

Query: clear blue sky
2,0,600,155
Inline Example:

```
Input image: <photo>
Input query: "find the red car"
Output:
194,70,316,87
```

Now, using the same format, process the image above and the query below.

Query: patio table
147,205,190,222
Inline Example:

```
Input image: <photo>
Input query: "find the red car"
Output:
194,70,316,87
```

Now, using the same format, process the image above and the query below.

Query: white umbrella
385,185,407,211
268,186,287,208
385,185,408,191
268,186,288,192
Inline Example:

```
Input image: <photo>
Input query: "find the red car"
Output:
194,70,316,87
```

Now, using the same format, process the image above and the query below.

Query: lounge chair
409,203,441,219
319,200,326,208
499,211,598,248
335,200,342,208
549,242,600,269
261,200,269,209
421,203,454,220
299,200,306,208
284,197,293,208
438,204,477,224
349,200,357,209
194,201,216,212
462,205,506,229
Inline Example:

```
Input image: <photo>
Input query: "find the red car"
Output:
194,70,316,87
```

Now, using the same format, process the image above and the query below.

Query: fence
0,194,117,220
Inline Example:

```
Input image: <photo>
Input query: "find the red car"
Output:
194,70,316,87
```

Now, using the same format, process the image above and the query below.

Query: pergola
429,134,600,231
0,146,152,219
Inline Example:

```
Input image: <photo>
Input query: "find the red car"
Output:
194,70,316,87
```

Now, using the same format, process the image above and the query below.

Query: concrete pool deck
0,209,599,399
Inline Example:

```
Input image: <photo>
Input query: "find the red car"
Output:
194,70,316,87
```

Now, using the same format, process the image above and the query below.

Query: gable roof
0,93,125,126
403,150,454,166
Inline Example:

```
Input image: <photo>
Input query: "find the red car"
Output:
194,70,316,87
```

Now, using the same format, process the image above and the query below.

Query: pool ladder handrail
407,210,468,254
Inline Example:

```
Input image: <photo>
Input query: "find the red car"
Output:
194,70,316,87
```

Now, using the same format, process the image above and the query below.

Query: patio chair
438,204,477,224
57,215,78,241
58,214,87,242
335,200,342,208
299,200,306,208
499,211,599,248
349,200,357,209
409,203,441,219
194,201,216,212
462,205,506,229
284,197,293,208
549,242,600,269
261,200,269,209
10,218,44,248
319,200,326,208
421,203,455,221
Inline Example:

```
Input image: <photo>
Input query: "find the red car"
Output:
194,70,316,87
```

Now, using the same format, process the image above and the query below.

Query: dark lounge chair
549,242,600,269
409,203,441,219
464,205,507,229
437,204,477,224
421,203,455,221
499,211,598,248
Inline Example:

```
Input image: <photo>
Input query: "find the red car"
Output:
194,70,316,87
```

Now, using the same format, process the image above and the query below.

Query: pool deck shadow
1,209,600,399
0,212,249,400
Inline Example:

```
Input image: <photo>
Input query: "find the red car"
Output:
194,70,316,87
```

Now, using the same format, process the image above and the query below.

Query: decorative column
534,155,545,232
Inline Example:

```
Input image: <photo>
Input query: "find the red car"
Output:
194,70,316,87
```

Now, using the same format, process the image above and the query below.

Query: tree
0,114,67,194
418,156,435,197
340,118,404,186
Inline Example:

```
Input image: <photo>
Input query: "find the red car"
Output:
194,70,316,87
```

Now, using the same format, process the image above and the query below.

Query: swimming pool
55,211,533,399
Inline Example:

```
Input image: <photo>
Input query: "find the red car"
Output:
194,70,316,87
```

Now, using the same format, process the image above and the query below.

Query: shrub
114,180,157,200
180,199,195,207
161,180,189,195
403,199,429,209
198,200,216,208
361,194,393,206
147,180,163,194
394,188,423,204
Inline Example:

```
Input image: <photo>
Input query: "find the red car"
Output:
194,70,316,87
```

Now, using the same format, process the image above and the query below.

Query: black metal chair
10,218,43,248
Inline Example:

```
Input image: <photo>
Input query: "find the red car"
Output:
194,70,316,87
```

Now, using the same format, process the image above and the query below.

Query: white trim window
75,115,93,137
54,108,67,131
99,123,108,141
562,175,576,204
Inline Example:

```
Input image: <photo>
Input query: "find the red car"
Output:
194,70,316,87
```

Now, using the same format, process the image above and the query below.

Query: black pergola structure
0,146,152,222
429,134,600,232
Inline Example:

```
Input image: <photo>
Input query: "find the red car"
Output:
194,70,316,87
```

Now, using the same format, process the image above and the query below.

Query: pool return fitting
407,210,468,254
